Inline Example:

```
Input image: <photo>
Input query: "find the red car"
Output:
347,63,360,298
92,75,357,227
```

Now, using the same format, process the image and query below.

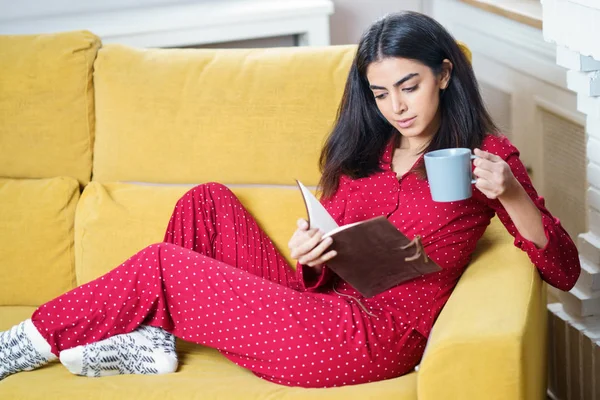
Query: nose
391,93,406,115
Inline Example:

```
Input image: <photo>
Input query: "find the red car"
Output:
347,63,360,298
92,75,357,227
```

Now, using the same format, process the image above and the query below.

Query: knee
141,243,181,261
184,182,236,202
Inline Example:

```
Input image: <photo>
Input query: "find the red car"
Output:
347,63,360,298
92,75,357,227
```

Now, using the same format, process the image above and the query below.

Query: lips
395,116,416,129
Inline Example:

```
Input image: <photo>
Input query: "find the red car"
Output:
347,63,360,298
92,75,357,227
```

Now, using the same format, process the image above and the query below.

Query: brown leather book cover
324,216,442,297
295,179,442,298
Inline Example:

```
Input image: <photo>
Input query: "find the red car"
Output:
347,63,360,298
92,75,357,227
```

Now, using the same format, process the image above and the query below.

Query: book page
322,221,363,239
296,180,339,234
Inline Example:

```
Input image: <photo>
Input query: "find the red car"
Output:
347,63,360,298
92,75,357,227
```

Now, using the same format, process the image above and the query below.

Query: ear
439,59,453,90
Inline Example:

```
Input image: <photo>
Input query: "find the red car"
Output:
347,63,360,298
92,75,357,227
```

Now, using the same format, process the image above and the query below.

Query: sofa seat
0,307,418,399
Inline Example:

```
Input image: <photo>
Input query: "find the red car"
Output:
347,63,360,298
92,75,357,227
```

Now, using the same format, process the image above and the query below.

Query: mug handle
471,154,479,184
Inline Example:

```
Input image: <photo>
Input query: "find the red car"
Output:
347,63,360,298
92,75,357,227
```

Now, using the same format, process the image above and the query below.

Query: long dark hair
319,11,498,198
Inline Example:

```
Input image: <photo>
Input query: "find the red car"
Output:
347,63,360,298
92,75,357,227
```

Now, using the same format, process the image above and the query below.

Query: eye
402,85,418,93
374,93,387,100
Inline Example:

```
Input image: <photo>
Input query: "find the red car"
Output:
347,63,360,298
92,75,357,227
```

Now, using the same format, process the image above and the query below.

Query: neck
399,136,431,153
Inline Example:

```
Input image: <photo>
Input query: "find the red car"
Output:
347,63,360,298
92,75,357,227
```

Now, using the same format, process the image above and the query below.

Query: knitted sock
59,325,178,377
0,319,57,381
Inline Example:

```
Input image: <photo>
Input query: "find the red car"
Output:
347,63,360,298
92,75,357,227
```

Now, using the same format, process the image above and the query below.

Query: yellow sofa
0,31,547,399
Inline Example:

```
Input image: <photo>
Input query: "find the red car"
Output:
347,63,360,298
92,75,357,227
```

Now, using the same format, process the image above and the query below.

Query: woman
0,12,580,388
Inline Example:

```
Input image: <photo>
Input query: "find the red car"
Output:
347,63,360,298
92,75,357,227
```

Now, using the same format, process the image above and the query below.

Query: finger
288,226,318,250
300,236,333,264
305,229,321,242
307,250,338,267
297,218,309,230
472,166,495,181
299,235,331,264
290,228,318,256
295,231,325,261
474,148,502,162
474,177,494,192
473,156,497,171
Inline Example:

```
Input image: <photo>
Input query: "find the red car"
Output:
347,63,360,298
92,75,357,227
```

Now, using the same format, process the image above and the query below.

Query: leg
63,182,297,377
33,243,419,387
30,243,302,355
163,183,298,287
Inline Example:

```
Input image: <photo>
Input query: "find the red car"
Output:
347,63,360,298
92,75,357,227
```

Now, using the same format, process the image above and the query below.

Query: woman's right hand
288,218,337,270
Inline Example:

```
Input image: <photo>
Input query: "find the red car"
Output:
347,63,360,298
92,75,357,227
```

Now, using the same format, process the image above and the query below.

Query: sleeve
474,145,581,292
295,176,348,291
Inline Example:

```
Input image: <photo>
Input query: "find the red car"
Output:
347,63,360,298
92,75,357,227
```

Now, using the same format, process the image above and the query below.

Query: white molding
543,0,600,60
587,115,600,140
533,95,587,127
588,163,600,192
580,256,600,293
589,187,600,213
431,0,567,89
588,137,600,167
567,70,600,97
0,0,334,47
576,94,600,118
590,208,600,238
580,232,600,266
557,46,600,72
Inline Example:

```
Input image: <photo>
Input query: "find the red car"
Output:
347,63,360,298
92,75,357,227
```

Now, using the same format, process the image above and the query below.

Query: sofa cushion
0,177,79,306
92,44,355,186
75,182,307,285
0,31,100,185
0,305,417,399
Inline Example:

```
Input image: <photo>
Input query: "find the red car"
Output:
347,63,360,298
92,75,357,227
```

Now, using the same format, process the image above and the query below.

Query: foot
59,325,178,377
0,319,57,380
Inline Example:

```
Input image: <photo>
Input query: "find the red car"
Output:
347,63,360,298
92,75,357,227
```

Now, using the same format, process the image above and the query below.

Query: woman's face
365,57,451,144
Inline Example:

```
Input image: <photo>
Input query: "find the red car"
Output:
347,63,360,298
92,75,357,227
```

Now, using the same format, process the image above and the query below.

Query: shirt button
392,186,399,193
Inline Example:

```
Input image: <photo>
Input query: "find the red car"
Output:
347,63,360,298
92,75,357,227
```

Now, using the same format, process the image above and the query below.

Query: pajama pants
31,183,426,388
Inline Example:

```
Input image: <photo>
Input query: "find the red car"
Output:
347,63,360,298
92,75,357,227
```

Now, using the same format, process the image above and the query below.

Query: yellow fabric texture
92,44,355,185
418,218,547,400
0,177,79,306
74,182,307,285
0,307,417,399
0,31,100,185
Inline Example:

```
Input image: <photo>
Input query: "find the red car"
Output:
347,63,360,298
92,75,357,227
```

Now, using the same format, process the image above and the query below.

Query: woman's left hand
472,148,519,200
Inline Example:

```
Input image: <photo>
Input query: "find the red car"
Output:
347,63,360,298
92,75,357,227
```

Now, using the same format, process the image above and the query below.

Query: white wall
330,0,423,45
0,0,191,20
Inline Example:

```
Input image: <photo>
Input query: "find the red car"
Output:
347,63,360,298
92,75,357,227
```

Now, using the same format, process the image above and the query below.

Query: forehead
366,57,430,83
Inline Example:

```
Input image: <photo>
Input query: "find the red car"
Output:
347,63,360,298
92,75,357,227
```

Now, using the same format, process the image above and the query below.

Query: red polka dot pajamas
30,134,580,388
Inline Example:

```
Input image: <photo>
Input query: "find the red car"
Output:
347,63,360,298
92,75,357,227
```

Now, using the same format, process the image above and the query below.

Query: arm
473,147,580,291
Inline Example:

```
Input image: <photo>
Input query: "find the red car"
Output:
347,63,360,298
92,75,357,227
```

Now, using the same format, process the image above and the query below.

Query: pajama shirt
31,133,580,388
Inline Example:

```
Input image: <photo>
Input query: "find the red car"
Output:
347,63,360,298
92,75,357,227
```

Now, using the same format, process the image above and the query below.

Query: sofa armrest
417,218,548,400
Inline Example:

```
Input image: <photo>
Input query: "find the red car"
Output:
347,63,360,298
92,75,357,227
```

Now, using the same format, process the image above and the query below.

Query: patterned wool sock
0,319,57,381
59,325,178,377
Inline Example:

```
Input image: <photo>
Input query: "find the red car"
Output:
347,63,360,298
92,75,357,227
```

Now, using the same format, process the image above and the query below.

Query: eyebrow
369,73,419,90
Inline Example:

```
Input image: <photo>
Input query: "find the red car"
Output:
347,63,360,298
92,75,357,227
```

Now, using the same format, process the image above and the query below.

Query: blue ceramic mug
424,148,478,202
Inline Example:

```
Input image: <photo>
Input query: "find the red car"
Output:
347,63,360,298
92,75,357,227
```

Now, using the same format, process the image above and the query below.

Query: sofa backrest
91,44,356,186
0,31,100,186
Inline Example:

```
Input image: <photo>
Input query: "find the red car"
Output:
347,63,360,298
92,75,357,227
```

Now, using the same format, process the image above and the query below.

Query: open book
296,180,442,297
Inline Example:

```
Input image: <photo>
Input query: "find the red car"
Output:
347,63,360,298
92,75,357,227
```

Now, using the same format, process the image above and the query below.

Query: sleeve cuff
297,263,333,291
512,212,555,254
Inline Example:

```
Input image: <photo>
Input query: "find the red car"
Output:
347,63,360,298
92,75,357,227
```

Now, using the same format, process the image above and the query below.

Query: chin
398,127,424,137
